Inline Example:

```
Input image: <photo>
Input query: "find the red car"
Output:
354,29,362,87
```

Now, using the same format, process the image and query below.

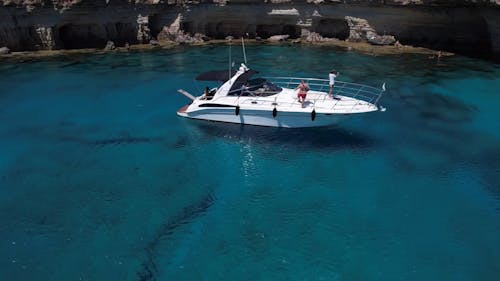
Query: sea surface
0,45,499,281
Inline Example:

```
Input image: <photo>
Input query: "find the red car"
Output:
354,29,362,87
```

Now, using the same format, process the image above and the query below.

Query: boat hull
177,106,349,128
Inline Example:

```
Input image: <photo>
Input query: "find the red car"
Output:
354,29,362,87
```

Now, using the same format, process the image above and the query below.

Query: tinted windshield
227,78,282,97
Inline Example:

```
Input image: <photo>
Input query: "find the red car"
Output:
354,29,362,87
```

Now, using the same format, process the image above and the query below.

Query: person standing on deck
328,69,339,97
297,80,310,108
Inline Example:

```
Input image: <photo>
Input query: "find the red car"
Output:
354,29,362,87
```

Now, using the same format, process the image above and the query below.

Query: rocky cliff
1,0,499,60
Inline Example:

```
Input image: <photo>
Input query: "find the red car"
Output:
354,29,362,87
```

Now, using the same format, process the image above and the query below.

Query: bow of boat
177,104,190,117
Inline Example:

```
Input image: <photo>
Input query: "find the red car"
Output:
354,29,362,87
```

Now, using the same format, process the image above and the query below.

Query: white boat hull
178,106,350,128
176,64,385,128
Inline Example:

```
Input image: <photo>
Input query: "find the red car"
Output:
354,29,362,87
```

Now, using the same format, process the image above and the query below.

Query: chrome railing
264,77,385,106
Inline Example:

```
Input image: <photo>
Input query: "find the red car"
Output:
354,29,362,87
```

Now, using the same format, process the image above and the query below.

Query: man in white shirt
328,69,339,97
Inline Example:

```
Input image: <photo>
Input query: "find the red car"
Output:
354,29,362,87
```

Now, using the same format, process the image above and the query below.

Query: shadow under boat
184,120,378,151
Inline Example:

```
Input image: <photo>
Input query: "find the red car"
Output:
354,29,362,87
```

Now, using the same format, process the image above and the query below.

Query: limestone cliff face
1,0,499,60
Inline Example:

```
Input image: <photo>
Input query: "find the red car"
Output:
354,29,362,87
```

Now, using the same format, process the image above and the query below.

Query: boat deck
236,93,377,114
265,77,385,107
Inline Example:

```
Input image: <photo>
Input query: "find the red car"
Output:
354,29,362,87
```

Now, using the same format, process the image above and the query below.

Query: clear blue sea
1,45,499,281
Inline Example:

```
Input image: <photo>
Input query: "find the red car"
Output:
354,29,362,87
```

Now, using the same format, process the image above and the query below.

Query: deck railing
264,77,385,106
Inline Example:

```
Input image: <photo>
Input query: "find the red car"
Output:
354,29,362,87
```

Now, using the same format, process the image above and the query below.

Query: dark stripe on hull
181,108,348,128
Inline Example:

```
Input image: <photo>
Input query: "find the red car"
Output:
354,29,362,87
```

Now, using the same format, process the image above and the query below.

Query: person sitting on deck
204,86,215,100
240,83,250,96
297,80,310,108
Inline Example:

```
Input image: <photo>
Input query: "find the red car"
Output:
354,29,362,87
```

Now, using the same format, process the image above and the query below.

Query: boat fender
235,106,240,116
311,109,316,121
272,107,277,118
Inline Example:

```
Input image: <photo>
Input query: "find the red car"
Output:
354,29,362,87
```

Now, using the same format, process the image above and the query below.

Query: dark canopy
196,70,237,82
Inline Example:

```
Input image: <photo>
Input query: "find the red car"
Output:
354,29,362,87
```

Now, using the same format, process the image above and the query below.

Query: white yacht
177,63,386,128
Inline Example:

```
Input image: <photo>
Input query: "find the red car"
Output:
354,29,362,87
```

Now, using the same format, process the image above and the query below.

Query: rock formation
344,16,395,45
0,46,10,54
0,0,499,60
156,14,205,44
35,26,56,49
104,40,115,50
268,34,290,42
137,14,151,44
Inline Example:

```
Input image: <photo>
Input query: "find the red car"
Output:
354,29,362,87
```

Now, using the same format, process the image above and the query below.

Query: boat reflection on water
183,119,378,152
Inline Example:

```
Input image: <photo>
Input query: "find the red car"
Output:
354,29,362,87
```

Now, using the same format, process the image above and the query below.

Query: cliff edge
1,0,499,60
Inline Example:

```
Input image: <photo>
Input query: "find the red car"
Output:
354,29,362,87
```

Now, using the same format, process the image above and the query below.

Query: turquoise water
1,46,500,280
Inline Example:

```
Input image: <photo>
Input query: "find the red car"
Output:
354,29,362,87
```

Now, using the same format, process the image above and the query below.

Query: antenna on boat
228,37,232,81
242,36,247,65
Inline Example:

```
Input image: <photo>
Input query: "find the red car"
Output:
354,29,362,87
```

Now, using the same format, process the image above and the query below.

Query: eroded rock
0,47,10,54
104,40,115,50
345,16,377,42
157,14,204,44
345,16,397,46
35,26,55,50
150,39,159,46
367,34,396,46
301,29,328,43
137,14,151,44
268,34,289,41
268,8,299,15
0,1,498,59
267,0,292,3
157,13,181,42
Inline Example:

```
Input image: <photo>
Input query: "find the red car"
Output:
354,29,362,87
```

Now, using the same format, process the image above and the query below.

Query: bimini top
195,70,237,82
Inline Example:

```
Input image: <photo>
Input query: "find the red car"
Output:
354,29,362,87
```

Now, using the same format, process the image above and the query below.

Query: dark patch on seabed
475,148,500,199
60,60,83,68
399,91,474,124
110,61,134,69
137,193,216,281
60,136,164,146
172,135,190,149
